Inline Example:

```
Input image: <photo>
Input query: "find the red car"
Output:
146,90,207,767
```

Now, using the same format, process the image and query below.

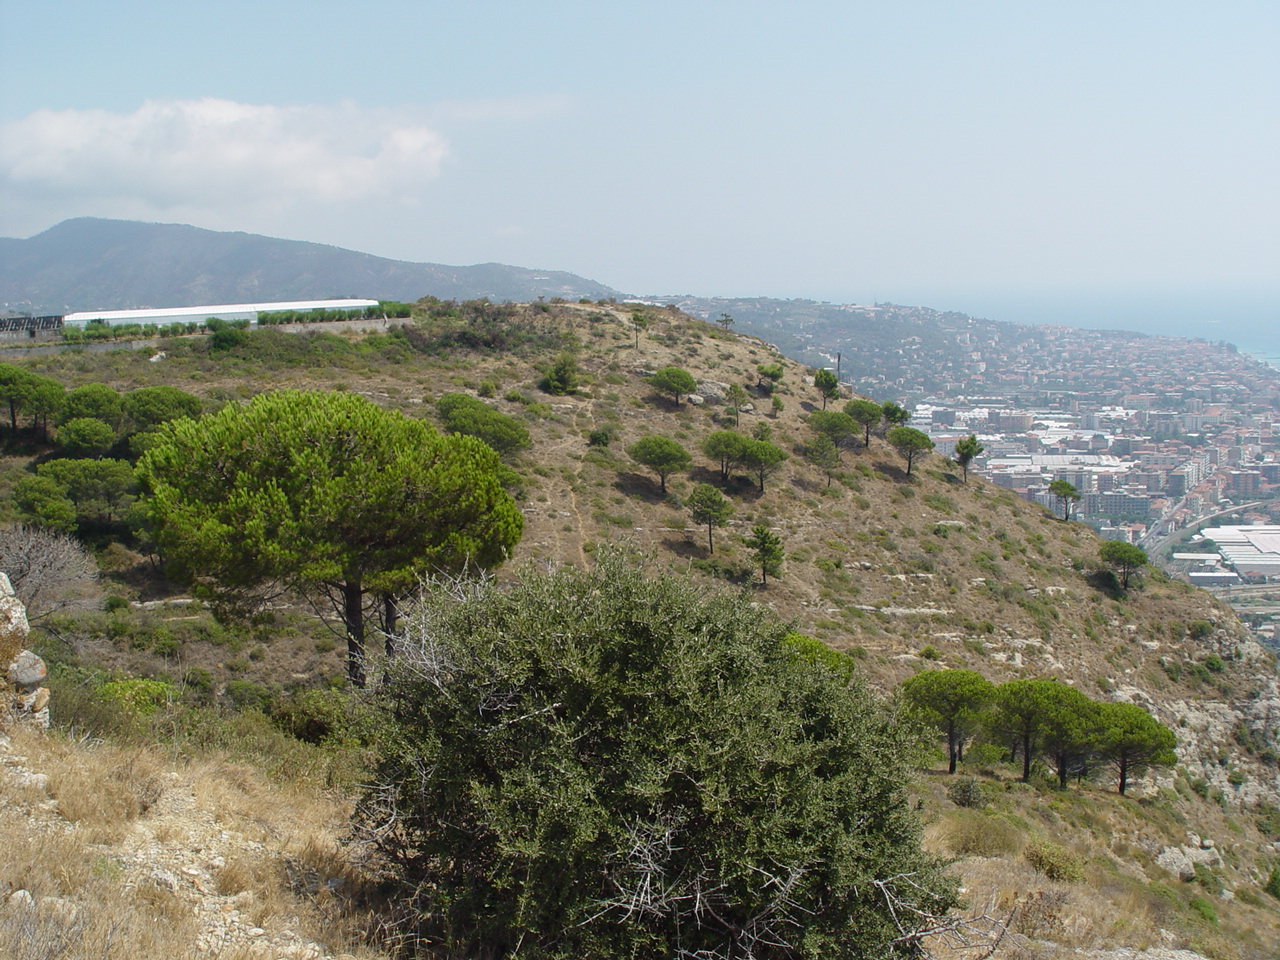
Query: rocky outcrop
1112,631,1280,808
0,572,29,668
1,573,49,730
1156,833,1223,881
695,380,730,404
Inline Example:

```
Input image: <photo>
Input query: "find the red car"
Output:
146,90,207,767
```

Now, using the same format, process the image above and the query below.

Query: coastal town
898,320,1280,600
669,296,1280,602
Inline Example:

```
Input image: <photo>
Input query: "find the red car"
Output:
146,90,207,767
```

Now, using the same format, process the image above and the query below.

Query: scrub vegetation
0,298,1277,958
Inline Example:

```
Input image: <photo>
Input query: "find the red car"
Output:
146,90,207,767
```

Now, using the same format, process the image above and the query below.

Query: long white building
63,299,380,328
1198,524,1280,579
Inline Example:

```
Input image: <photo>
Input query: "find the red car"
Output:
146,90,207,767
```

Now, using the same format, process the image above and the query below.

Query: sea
904,287,1280,371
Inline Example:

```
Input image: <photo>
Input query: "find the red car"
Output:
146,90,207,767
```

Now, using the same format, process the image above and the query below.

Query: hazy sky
2,1,1277,320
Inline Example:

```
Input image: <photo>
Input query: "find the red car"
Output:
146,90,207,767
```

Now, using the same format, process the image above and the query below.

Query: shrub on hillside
539,352,580,395
1188,895,1218,925
1264,865,1280,900
1188,619,1214,639
357,552,958,959
1024,839,1084,883
944,811,1021,858
436,392,531,459
98,678,174,720
271,688,379,747
947,776,987,808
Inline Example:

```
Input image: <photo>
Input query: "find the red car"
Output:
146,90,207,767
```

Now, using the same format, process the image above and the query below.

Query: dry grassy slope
361,302,1280,812
0,726,389,960
463,306,1271,698
9,302,1280,958
23,301,1276,787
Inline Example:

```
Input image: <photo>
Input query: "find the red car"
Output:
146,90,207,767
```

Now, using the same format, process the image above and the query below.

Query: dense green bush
56,417,116,457
780,630,858,682
1265,865,1280,900
225,679,274,712
358,553,957,959
947,777,987,808
1188,895,1218,925
270,688,379,746
122,385,203,432
539,351,580,395
436,392,531,459
99,678,175,719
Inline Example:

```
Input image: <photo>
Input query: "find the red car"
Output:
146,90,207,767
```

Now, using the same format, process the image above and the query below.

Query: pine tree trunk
344,579,366,688
383,594,398,658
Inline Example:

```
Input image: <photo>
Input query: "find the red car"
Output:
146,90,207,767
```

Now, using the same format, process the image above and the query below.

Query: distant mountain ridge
0,218,624,315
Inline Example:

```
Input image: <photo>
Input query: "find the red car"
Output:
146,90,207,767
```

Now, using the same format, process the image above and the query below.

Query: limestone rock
0,573,29,670
1182,844,1222,868
1156,846,1196,881
149,868,180,891
9,651,46,689
37,896,80,924
11,771,48,791
695,380,729,403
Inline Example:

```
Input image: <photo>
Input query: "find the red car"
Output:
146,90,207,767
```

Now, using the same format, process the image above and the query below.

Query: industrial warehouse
1193,524,1280,583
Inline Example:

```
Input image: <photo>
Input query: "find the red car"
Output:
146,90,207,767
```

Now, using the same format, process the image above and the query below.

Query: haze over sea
891,286,1280,370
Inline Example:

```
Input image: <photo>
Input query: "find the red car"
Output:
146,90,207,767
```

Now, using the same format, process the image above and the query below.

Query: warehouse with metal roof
1198,524,1280,579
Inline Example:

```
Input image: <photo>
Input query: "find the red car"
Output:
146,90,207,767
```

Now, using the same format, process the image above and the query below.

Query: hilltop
3,301,1279,958
0,219,623,315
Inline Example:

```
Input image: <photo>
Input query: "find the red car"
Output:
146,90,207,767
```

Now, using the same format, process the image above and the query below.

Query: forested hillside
1,300,1278,959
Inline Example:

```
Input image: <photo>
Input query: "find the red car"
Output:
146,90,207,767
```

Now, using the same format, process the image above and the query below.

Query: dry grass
35,738,166,842
915,764,1280,960
0,727,393,960
943,857,1170,957
934,809,1026,858
0,812,201,960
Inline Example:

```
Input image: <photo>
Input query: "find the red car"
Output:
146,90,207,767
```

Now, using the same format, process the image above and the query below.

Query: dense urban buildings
894,324,1280,581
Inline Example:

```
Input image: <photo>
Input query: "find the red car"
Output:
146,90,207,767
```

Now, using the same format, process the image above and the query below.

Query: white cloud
0,98,448,233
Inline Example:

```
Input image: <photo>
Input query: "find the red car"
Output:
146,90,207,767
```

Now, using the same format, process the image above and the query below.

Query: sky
2,1,1277,333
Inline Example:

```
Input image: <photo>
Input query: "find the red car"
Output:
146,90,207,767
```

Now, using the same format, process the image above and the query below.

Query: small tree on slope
1048,478,1080,521
900,669,994,774
953,433,983,483
1099,540,1148,590
686,483,732,553
1095,702,1176,795
138,390,523,686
